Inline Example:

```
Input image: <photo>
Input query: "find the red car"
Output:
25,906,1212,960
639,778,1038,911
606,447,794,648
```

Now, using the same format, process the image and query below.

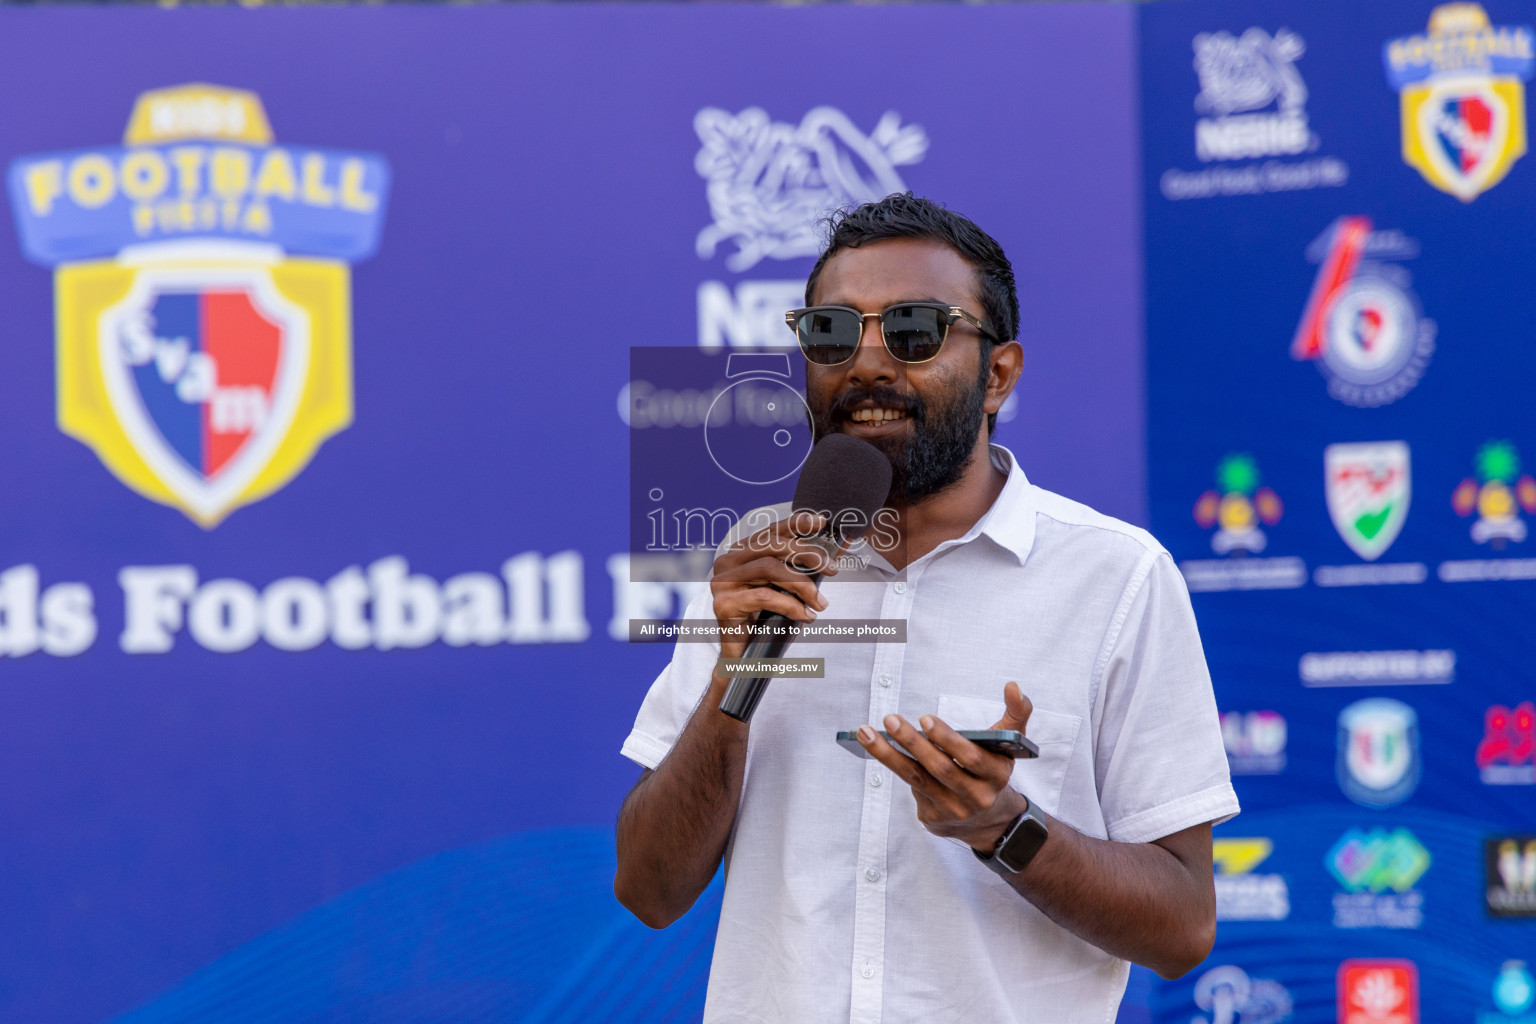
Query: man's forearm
614,670,749,929
999,803,1215,979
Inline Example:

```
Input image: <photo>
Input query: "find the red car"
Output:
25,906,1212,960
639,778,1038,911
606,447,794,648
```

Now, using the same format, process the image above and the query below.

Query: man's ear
984,340,1024,417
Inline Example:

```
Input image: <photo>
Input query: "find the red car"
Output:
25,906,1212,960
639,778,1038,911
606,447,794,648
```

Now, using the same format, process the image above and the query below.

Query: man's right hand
710,512,837,659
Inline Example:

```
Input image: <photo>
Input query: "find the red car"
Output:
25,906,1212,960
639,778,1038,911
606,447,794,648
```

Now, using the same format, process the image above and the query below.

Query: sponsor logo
1161,26,1347,200
1293,219,1435,408
693,106,926,273
696,280,807,350
1324,442,1412,562
1328,828,1430,929
1192,27,1314,162
1300,649,1455,687
1485,961,1536,1022
1194,454,1283,554
6,84,389,527
1478,702,1536,784
1486,837,1536,917
1190,965,1294,1024
1213,838,1289,921
1384,4,1535,202
1338,960,1419,1024
1180,454,1305,591
1455,441,1536,546
1443,442,1536,580
1338,698,1421,807
1221,710,1287,774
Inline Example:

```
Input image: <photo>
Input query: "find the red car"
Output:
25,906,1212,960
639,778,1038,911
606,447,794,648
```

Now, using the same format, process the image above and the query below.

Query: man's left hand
857,681,1034,853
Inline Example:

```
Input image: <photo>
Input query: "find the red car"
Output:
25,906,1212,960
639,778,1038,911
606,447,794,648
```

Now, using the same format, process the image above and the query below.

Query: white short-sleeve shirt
622,446,1239,1024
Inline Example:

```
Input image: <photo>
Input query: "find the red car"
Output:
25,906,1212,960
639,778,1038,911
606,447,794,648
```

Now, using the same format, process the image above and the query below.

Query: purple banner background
0,6,1141,1021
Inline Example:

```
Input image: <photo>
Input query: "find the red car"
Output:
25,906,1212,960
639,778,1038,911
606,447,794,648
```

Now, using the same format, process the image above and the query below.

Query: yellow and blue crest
1384,4,1535,202
6,84,389,526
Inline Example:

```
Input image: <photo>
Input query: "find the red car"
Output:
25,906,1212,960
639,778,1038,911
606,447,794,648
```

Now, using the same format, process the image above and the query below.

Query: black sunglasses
785,302,1000,366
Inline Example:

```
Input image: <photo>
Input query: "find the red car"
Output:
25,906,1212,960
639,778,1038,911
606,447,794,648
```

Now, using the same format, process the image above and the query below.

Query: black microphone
718,433,893,722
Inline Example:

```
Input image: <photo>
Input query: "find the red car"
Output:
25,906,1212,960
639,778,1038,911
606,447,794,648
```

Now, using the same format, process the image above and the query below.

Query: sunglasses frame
784,302,1000,366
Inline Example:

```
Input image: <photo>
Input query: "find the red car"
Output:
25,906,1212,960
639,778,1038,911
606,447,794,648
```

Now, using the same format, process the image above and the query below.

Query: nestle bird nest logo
1192,26,1314,162
693,106,928,272
6,84,391,527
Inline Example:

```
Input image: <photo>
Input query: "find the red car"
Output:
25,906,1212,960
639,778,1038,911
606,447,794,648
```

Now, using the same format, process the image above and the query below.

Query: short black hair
805,193,1018,433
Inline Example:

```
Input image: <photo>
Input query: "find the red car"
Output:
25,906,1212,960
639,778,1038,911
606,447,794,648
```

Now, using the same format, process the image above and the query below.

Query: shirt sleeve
1093,550,1240,844
619,582,721,771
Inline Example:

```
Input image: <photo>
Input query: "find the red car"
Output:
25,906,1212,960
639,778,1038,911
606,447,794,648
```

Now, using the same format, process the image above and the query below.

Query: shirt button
879,673,892,687
865,867,880,882
869,772,883,788
861,964,875,979
893,582,908,594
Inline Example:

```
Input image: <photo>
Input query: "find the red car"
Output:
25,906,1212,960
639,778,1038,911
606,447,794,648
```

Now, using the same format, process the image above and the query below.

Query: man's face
805,238,994,505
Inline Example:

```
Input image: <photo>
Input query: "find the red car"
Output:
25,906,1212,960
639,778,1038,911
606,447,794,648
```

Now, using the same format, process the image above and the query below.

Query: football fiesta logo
1384,4,1535,202
6,84,390,527
1293,218,1435,408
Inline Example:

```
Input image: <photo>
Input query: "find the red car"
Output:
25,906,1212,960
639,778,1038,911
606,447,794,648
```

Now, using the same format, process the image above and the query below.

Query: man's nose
845,314,899,387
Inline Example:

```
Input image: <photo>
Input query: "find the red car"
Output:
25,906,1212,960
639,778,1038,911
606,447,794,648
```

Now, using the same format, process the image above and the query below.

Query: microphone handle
717,575,822,723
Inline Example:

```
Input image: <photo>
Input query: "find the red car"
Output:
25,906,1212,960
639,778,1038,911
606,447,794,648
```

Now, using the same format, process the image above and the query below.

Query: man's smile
824,389,922,442
847,405,910,424
843,401,913,438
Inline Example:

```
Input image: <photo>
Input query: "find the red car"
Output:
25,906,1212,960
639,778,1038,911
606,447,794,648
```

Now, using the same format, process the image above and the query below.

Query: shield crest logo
55,249,355,527
96,264,309,524
1404,77,1524,202
1325,441,1412,561
1337,698,1420,808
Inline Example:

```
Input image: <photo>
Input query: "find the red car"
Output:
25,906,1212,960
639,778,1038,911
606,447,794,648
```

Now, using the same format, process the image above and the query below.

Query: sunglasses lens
795,309,861,364
882,305,947,362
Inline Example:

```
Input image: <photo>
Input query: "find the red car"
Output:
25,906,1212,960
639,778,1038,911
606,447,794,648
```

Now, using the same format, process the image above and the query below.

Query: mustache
825,386,925,423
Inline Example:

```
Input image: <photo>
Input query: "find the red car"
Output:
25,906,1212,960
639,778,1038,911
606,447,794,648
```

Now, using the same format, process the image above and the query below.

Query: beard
810,361,988,505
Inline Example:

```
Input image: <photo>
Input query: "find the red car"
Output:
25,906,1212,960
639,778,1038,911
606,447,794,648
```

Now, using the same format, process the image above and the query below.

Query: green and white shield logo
1325,441,1411,560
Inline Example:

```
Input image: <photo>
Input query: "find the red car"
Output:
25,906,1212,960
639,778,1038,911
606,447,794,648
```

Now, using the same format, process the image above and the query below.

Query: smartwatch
973,796,1049,876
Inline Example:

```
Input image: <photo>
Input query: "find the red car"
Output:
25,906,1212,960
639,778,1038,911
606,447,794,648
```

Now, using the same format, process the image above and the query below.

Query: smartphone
835,729,1038,760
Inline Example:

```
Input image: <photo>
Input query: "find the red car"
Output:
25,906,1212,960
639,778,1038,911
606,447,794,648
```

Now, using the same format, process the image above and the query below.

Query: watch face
998,814,1049,872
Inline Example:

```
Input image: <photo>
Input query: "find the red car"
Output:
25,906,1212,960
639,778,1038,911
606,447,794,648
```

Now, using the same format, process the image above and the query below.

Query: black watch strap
973,797,1049,876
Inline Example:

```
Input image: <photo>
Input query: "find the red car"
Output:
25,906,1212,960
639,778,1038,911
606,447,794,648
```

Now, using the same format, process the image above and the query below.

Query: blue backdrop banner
1142,1,1536,1022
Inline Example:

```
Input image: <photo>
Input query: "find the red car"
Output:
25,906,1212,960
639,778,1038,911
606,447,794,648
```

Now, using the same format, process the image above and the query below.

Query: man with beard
614,194,1237,1023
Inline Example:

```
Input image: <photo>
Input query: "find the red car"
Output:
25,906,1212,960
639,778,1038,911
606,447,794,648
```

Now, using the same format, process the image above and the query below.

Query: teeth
850,408,908,423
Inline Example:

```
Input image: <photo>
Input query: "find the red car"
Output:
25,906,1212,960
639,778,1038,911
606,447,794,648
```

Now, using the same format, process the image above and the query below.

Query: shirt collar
971,444,1037,566
856,443,1037,573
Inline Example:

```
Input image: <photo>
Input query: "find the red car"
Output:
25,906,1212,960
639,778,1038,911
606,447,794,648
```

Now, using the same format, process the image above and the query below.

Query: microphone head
791,433,893,542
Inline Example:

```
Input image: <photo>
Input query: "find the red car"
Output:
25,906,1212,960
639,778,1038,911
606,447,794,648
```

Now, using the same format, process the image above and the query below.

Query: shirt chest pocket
934,694,1082,819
